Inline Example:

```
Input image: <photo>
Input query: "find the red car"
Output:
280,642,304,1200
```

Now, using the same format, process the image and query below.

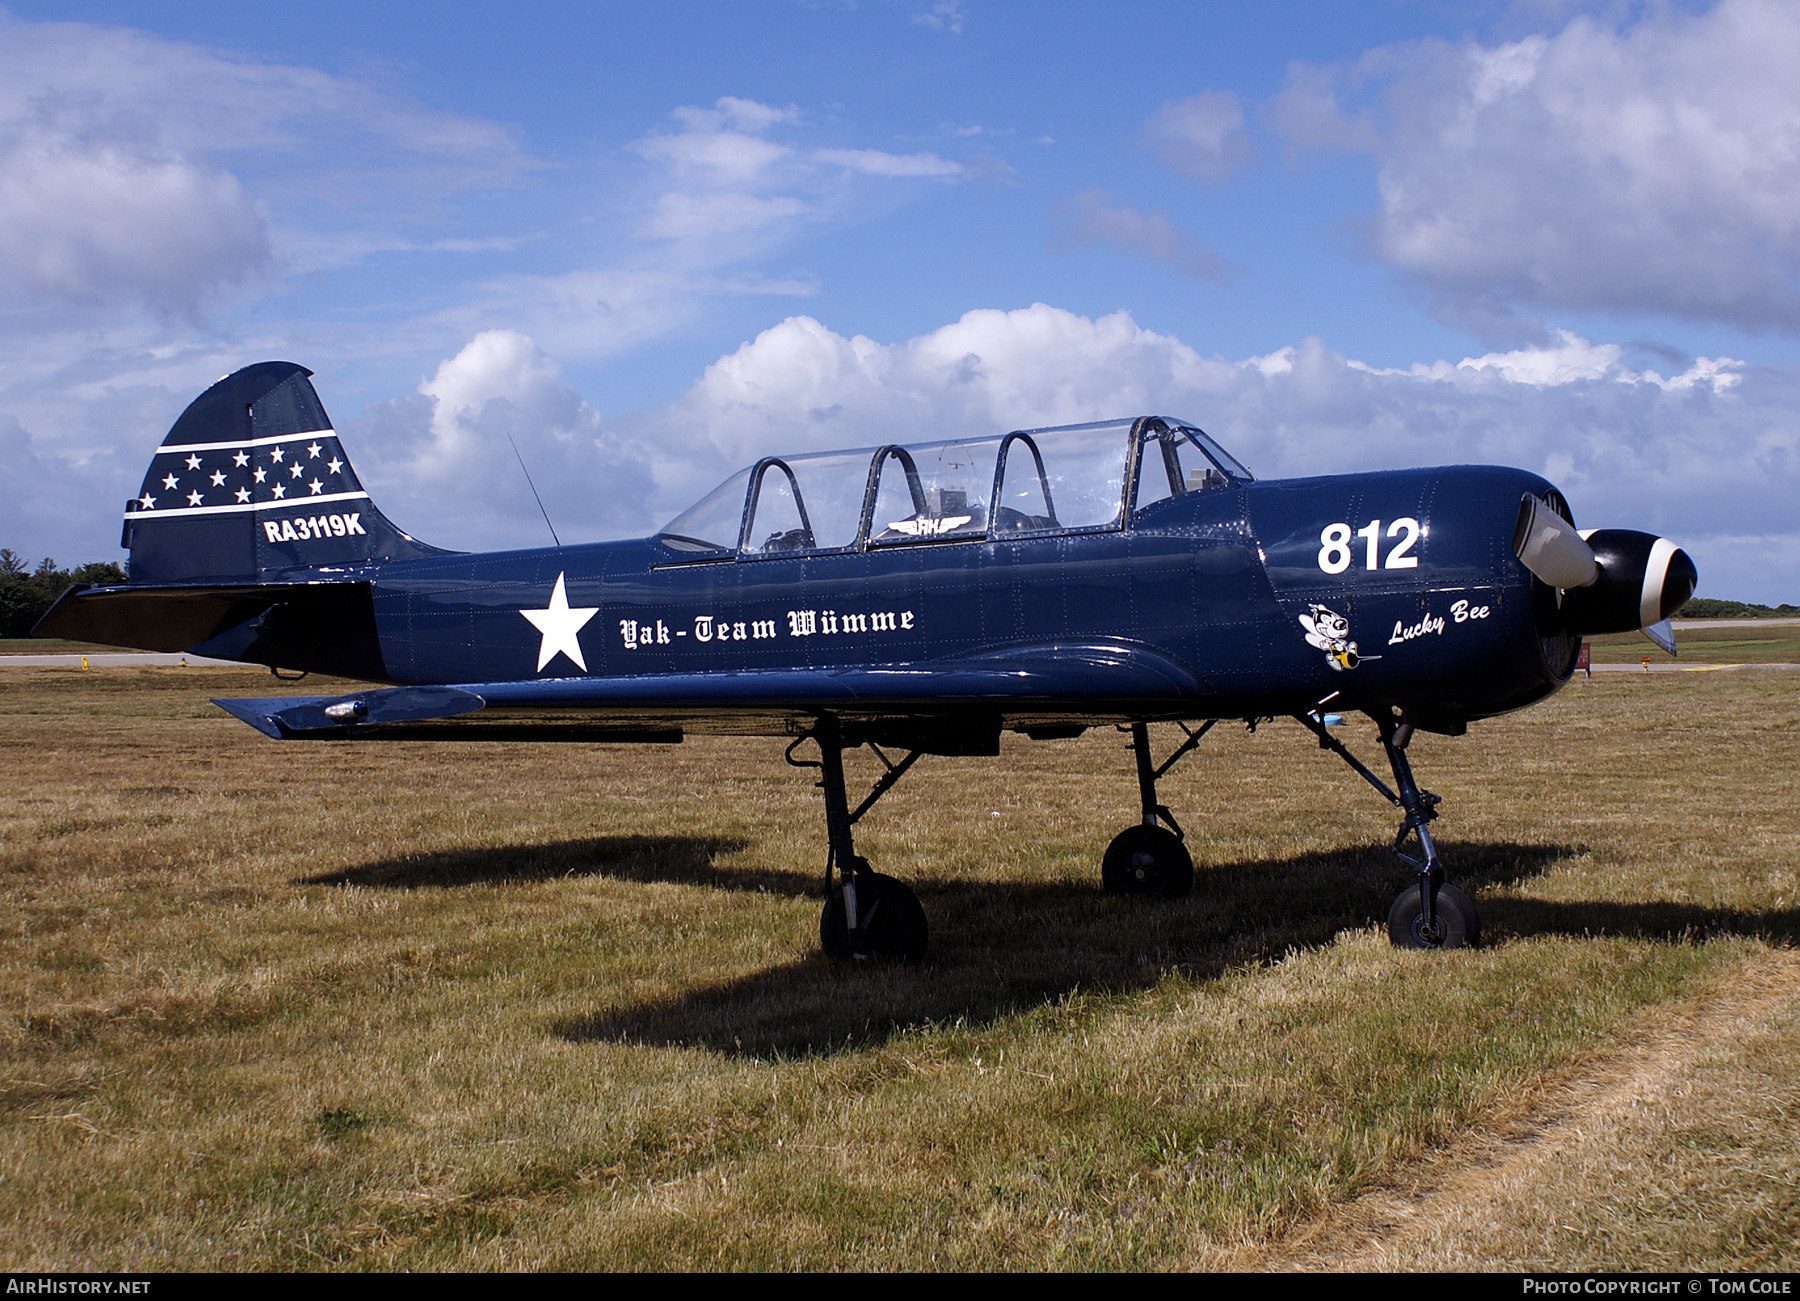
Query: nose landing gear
1386,881,1479,950
1295,709,1481,951
1377,716,1481,950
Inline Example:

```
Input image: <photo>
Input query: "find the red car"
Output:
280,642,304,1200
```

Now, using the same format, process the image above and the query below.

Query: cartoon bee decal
1299,604,1377,671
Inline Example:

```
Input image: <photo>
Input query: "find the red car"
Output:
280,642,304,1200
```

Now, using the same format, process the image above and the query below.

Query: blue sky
4,0,1798,600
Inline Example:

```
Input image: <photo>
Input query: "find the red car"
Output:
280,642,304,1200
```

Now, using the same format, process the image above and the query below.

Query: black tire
819,872,929,963
1101,824,1194,898
1386,881,1480,950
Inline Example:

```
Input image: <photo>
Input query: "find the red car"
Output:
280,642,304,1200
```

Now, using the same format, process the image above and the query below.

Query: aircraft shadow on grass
299,834,764,892
305,834,1795,1058
542,836,1571,1058
1487,898,1800,948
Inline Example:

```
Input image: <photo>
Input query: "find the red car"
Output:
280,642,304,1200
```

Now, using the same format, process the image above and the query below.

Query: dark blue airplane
39,362,1697,962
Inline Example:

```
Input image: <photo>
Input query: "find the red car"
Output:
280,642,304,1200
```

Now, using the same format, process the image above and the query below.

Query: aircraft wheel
1101,825,1194,898
1386,882,1480,950
820,872,929,963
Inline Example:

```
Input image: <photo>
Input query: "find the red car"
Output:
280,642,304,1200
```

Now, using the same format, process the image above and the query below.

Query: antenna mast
506,433,562,549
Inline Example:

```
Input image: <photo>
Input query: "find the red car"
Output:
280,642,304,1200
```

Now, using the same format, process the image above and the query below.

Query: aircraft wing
211,640,1200,742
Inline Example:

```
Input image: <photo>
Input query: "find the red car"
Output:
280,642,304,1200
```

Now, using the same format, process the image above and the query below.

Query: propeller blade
1513,494,1598,589
1640,619,1677,656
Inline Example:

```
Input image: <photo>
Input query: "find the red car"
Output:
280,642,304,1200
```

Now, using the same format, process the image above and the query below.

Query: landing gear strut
1101,721,1210,898
1295,710,1480,949
787,715,928,963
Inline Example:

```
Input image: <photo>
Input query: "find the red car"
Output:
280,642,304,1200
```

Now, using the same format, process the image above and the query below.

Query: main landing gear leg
1293,711,1479,949
1101,721,1208,898
788,715,928,963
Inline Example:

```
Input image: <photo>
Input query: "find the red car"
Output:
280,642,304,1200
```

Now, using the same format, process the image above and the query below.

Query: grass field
1,665,1796,1270
0,639,118,655
1589,618,1800,664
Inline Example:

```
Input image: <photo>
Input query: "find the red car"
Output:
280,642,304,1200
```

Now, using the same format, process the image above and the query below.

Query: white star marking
233,450,250,467
309,479,324,494
520,573,598,673
270,445,284,462
326,457,344,475
235,487,251,503
162,473,179,489
187,490,203,506
254,467,267,483
210,470,227,486
272,483,286,499
139,494,156,509
307,442,322,458
185,453,202,470
290,463,304,478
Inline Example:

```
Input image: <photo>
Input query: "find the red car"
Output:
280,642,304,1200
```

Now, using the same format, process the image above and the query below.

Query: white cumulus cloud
648,193,814,240
813,149,961,178
350,330,653,551
911,2,967,34
0,100,268,314
1266,0,1800,336
0,15,527,321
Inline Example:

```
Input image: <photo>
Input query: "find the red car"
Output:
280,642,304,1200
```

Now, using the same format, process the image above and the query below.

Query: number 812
1318,518,1421,574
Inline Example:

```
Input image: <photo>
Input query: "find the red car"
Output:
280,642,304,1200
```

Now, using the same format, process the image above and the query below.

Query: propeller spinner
1512,494,1697,644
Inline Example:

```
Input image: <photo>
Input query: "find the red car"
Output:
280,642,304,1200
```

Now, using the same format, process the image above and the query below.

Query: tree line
0,550,128,638
1677,597,1800,619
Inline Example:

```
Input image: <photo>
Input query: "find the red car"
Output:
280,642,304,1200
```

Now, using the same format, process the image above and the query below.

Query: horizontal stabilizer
36,582,289,653
214,686,485,738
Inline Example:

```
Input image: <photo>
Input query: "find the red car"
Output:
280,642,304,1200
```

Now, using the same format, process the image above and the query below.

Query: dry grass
1263,950,1800,1270
1589,620,1800,663
0,640,118,655
0,664,1796,1270
1422,961,1800,1272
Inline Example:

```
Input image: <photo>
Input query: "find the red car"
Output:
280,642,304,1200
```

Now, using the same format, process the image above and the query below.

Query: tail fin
122,362,451,585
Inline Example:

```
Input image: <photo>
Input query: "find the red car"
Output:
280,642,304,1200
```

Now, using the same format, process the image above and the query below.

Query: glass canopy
655,417,1249,557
